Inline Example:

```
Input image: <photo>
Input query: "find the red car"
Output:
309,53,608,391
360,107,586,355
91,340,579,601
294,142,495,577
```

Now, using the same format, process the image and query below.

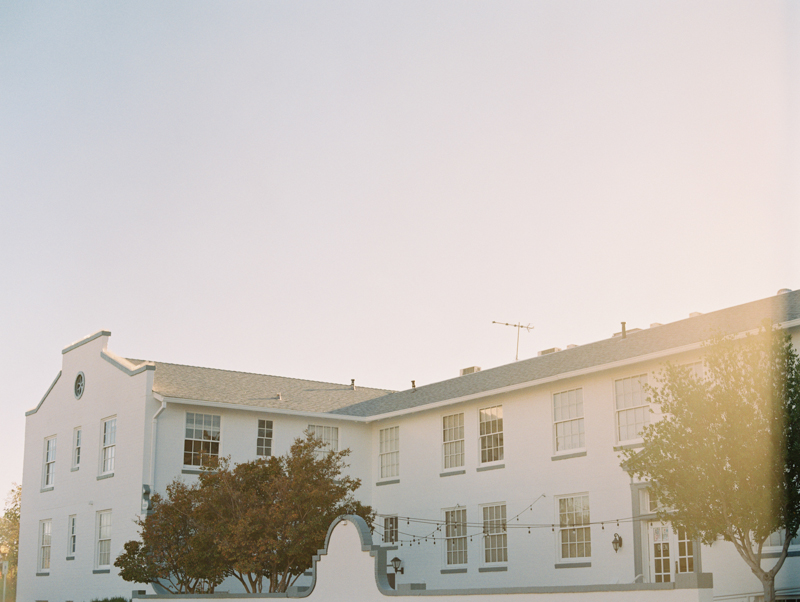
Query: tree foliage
116,432,374,594
115,480,226,593
0,484,21,601
623,324,800,602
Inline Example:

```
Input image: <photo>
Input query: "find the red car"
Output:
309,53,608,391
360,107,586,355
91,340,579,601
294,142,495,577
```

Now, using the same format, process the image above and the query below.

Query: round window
74,372,85,399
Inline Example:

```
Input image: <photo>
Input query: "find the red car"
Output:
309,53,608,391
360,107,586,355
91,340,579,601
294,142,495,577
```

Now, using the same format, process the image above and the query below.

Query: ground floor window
482,503,507,563
96,510,112,568
384,515,398,544
445,508,468,566
39,520,51,571
558,494,590,560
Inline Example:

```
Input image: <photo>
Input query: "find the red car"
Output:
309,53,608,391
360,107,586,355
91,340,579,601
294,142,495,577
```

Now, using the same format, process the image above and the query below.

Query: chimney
621,322,627,339
351,379,356,390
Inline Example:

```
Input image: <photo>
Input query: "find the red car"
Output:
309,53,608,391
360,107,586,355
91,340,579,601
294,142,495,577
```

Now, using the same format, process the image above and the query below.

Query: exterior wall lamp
390,557,404,574
612,533,623,552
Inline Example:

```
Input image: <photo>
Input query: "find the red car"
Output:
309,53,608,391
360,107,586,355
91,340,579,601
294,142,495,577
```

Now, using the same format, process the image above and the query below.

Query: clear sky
1,1,798,499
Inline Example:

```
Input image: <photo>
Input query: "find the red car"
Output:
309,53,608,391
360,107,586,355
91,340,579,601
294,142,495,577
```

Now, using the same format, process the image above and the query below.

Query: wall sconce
612,533,623,553
390,557,404,575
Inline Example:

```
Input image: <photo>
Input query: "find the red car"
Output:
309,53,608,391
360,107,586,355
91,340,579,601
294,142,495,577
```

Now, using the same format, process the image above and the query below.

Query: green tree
199,432,374,592
623,324,800,602
114,480,226,593
0,484,20,601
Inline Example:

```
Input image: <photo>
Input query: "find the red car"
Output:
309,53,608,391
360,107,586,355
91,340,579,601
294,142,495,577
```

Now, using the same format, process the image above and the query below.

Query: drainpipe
149,397,168,490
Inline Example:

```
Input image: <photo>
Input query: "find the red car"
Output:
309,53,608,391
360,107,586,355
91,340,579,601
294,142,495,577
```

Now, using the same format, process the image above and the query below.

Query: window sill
614,442,644,452
35,572,49,577
66,556,75,561
555,561,591,569
476,463,505,473
440,470,466,478
551,450,587,461
440,567,467,574
479,565,508,572
70,467,80,472
93,568,111,574
40,486,54,493
376,479,400,487
181,468,204,475
97,473,114,481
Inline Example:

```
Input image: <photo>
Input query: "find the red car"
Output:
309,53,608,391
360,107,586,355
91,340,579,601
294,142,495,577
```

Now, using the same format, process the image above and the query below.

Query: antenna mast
492,321,534,361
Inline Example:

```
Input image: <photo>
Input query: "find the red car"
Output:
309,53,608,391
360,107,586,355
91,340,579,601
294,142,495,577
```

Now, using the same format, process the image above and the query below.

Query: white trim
157,395,369,422
101,349,155,375
62,330,110,354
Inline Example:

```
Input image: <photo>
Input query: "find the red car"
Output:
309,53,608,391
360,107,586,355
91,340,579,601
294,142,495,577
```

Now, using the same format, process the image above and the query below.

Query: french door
648,522,694,583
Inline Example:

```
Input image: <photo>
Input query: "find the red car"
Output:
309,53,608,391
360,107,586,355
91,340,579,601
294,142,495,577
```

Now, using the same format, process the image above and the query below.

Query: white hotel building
18,290,800,602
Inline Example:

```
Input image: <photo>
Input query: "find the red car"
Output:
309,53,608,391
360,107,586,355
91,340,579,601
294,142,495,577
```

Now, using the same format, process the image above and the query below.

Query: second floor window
257,419,273,457
184,413,221,466
615,374,649,443
101,418,116,474
553,388,585,451
379,426,399,478
479,405,503,463
308,425,338,457
442,413,464,469
43,437,56,488
72,428,82,468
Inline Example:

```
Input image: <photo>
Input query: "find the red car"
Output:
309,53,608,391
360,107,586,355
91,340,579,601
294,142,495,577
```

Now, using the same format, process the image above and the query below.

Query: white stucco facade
18,291,800,602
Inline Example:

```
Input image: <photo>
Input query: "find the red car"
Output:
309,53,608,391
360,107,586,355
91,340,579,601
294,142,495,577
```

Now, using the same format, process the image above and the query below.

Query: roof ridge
125,358,395,393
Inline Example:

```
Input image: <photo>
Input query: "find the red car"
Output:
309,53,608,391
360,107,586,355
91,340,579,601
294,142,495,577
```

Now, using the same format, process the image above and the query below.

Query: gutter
149,397,168,489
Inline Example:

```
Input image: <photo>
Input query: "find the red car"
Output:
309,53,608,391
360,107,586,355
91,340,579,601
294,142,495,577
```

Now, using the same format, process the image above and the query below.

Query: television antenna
492,321,534,361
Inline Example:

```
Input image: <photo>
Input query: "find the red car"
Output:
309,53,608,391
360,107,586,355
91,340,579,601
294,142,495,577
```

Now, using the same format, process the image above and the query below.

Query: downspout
149,396,167,490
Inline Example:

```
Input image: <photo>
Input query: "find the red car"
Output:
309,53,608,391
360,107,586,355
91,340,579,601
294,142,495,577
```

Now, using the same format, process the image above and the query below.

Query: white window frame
442,412,465,470
39,519,52,572
444,507,468,566
556,493,591,562
72,427,82,469
379,426,399,479
308,425,338,457
478,405,503,464
552,388,585,453
184,412,221,467
383,515,399,544
615,374,650,444
256,418,273,457
67,515,77,557
100,417,116,475
481,503,508,564
43,436,56,489
96,510,112,568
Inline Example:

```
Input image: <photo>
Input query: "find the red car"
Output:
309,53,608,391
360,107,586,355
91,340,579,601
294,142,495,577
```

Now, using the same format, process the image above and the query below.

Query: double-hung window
256,419,273,457
184,413,221,466
384,515,398,544
479,405,503,463
43,437,56,488
615,374,649,443
101,418,116,474
482,503,508,563
553,388,585,452
379,426,399,478
308,425,338,458
67,515,77,557
557,494,591,560
96,510,112,568
72,428,82,469
442,413,464,470
445,508,468,566
39,520,52,571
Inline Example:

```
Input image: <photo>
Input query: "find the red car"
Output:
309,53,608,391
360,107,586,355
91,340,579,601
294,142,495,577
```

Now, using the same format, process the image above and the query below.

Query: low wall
132,515,713,602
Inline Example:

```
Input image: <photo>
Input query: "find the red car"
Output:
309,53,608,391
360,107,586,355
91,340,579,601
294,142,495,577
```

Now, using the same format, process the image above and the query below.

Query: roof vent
538,347,562,356
277,392,282,401
689,312,703,318
460,366,481,376
351,379,356,390
650,323,663,328
411,380,416,390
778,288,792,295
566,344,577,349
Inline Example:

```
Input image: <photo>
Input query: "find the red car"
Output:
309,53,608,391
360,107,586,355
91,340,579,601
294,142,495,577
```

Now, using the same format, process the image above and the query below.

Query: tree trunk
761,574,775,602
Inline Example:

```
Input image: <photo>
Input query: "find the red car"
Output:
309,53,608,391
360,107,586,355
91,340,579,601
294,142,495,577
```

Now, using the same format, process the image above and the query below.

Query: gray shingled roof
127,360,394,413
331,290,800,417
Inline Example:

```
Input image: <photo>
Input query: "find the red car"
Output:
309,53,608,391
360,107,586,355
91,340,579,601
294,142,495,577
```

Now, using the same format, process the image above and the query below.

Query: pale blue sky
1,1,798,497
